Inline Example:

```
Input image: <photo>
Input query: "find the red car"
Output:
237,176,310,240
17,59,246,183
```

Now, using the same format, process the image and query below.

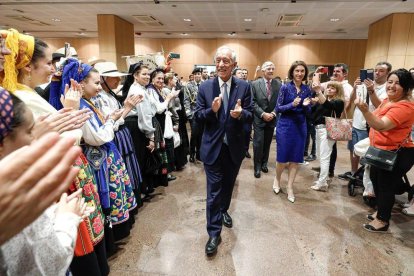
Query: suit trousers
244,123,252,152
253,123,275,170
204,144,241,238
189,118,204,158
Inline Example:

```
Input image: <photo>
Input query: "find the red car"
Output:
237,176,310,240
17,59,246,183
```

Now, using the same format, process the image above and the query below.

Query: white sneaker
300,161,309,166
311,184,328,192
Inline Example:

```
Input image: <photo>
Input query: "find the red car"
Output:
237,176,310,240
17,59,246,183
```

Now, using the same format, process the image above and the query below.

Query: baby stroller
347,158,378,208
347,158,412,208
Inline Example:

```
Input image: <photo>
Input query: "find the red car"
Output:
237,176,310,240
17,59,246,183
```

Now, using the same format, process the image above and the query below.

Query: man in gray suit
252,61,281,178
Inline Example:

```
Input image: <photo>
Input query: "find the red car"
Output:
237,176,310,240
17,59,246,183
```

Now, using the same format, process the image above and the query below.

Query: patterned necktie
267,80,271,100
222,83,229,114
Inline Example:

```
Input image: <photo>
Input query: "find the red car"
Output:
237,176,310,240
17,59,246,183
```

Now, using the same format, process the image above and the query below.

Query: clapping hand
303,97,311,106
109,109,124,121
33,108,92,138
292,96,301,107
230,99,243,119
212,95,222,113
124,95,143,110
60,79,82,110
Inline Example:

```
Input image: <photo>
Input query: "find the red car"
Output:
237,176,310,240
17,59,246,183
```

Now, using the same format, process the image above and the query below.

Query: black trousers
370,147,414,222
329,142,337,173
304,121,316,156
189,119,204,159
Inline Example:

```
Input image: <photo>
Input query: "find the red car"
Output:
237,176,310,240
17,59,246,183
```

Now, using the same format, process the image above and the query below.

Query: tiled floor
109,140,414,276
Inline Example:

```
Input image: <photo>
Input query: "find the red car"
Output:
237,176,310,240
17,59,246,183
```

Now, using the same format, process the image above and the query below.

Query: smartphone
64,42,71,58
360,69,374,81
169,52,180,59
321,67,328,74
312,72,320,84
356,84,366,100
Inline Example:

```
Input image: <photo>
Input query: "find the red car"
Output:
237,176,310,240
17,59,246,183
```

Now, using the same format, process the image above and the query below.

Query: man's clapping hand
212,96,222,113
230,99,243,119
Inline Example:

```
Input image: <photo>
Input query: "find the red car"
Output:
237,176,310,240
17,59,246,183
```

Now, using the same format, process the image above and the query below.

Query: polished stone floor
109,140,414,276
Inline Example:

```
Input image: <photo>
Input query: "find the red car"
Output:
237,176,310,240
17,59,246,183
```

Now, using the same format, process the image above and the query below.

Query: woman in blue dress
273,60,311,203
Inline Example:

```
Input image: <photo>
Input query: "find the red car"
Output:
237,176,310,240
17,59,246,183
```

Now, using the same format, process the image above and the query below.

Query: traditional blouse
80,99,116,146
0,206,80,275
126,82,155,139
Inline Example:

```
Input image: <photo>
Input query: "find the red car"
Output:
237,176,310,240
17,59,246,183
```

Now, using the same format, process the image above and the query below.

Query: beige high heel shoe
273,176,280,195
287,187,295,203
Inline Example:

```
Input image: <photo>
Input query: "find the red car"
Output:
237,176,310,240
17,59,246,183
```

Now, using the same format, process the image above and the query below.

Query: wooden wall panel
44,37,367,81
287,40,320,65
365,14,392,64
42,38,99,62
405,55,414,69
364,13,414,70
406,14,414,56
388,14,411,56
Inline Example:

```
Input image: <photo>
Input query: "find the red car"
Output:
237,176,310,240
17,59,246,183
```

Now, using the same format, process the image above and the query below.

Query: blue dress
275,81,311,163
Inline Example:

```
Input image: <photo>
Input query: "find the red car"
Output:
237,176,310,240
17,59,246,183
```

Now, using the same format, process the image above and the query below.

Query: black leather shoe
222,212,233,228
363,223,389,233
305,154,316,162
167,174,176,181
189,154,195,163
328,171,334,178
245,151,251,158
254,170,261,178
205,236,221,255
261,166,268,173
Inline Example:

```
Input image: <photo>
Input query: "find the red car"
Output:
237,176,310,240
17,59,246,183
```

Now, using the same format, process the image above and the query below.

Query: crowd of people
0,26,414,274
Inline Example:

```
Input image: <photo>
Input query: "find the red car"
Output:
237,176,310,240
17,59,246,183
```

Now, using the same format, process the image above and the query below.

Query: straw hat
94,61,129,77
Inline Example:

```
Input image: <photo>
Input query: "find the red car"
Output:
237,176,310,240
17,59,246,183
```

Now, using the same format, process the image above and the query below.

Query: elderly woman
355,68,414,233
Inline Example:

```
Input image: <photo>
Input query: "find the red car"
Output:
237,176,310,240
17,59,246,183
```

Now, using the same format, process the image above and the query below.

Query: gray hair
214,46,237,63
261,61,275,71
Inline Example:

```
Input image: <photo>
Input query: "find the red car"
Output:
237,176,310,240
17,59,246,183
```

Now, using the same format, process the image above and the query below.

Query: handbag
364,132,410,172
164,111,174,139
325,108,352,141
173,131,181,148
143,149,161,174
364,146,397,171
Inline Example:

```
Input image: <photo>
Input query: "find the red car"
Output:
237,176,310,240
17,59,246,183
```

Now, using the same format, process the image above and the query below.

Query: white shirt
218,77,232,100
127,82,156,139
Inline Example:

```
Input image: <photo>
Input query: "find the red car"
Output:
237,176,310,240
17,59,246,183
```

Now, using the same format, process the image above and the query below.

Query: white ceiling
0,0,413,39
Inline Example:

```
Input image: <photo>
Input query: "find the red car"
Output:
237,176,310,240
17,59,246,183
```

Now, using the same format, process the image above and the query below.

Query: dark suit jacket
195,77,253,166
252,78,281,127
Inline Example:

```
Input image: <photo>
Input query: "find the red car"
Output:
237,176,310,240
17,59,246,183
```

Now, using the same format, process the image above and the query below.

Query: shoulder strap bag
325,103,352,141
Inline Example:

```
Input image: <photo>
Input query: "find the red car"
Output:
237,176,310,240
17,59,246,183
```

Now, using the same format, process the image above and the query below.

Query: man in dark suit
195,46,253,256
252,61,281,178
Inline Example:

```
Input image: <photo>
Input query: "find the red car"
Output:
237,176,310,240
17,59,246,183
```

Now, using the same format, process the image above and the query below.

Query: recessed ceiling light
244,18,252,22
181,33,188,36
228,32,236,36
51,18,61,22
76,32,86,36
183,18,191,22
330,18,340,22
